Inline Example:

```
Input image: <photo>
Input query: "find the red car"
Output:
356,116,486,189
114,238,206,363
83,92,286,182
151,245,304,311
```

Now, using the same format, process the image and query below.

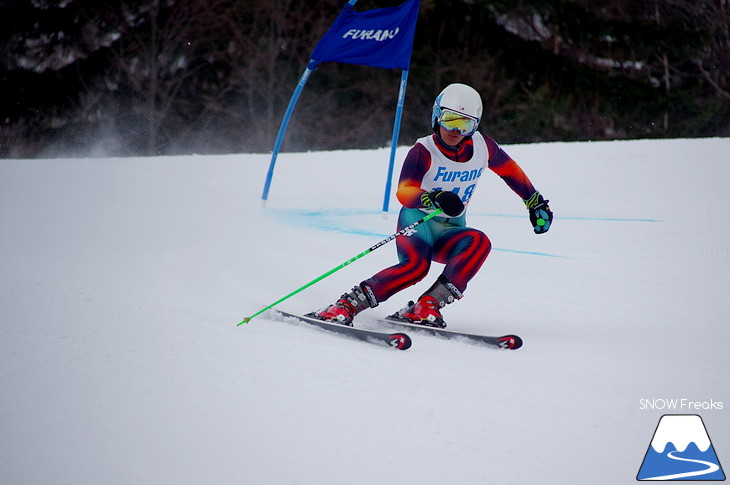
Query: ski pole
238,208,444,325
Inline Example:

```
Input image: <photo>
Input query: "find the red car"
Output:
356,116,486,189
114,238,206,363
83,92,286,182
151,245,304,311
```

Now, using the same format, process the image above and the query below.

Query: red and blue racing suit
363,131,537,304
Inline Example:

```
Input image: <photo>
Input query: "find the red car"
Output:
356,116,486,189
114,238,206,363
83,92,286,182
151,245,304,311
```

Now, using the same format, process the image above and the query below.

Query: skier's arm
485,136,552,233
396,144,431,208
487,147,536,201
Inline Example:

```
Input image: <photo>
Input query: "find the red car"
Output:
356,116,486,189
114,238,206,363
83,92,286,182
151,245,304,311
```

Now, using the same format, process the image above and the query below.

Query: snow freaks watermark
636,415,726,480
639,398,724,411
636,399,725,480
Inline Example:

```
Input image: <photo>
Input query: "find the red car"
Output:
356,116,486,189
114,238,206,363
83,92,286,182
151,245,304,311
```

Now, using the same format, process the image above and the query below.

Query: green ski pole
238,208,443,325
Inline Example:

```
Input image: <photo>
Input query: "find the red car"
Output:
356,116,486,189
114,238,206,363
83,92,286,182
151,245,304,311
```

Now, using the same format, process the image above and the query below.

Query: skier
311,83,553,327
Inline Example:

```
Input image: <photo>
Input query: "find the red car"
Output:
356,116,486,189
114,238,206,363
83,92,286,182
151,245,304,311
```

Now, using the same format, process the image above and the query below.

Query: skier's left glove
524,191,553,234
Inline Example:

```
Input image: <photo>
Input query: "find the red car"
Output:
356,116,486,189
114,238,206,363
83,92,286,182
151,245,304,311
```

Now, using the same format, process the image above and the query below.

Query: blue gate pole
382,69,409,214
261,61,317,206
261,0,359,206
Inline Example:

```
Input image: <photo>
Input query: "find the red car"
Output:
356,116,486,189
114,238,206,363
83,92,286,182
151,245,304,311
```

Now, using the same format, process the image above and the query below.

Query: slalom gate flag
311,0,420,70
261,0,421,210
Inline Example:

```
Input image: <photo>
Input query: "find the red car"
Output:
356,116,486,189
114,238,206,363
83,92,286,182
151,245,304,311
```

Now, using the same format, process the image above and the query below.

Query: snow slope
1,138,728,485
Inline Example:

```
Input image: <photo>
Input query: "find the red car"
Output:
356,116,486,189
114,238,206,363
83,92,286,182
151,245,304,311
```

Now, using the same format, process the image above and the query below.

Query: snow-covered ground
1,138,728,484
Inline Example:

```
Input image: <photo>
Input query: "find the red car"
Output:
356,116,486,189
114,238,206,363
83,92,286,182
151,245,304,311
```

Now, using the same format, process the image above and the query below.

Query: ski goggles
437,109,479,136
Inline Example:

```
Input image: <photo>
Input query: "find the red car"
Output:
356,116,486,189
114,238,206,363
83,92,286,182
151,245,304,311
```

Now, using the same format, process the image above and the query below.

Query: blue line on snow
270,208,662,224
269,208,573,258
471,212,662,223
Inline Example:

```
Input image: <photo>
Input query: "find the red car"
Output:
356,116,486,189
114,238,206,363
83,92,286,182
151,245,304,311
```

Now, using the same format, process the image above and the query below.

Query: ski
378,316,522,350
274,311,412,350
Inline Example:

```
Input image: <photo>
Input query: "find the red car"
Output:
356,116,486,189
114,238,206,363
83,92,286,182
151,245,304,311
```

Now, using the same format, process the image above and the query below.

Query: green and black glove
524,191,553,234
421,190,464,217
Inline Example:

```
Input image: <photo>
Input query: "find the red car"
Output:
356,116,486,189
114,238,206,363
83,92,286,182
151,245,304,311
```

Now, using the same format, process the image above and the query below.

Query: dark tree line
1,0,728,158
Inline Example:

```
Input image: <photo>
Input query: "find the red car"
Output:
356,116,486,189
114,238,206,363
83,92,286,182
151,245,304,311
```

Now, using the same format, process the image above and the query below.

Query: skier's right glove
421,190,464,217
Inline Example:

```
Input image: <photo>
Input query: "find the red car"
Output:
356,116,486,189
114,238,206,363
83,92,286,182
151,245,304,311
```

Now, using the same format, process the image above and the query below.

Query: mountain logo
637,414,725,481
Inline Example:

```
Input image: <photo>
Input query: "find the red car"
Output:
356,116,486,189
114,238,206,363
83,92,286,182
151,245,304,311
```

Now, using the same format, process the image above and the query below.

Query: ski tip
388,333,412,350
498,335,523,350
238,317,251,326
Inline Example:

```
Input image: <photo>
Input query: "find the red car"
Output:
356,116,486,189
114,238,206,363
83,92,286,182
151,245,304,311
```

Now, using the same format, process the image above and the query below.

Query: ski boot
308,283,378,326
391,275,462,328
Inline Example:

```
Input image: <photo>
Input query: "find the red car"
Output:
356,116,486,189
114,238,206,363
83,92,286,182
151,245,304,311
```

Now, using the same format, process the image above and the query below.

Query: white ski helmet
431,83,483,136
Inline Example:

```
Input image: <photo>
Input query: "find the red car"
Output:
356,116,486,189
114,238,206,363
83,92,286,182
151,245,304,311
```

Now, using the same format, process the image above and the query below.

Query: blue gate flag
311,0,420,70
261,0,421,212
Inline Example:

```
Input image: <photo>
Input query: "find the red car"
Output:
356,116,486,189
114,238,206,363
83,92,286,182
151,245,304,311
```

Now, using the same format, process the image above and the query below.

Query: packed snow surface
1,138,728,484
